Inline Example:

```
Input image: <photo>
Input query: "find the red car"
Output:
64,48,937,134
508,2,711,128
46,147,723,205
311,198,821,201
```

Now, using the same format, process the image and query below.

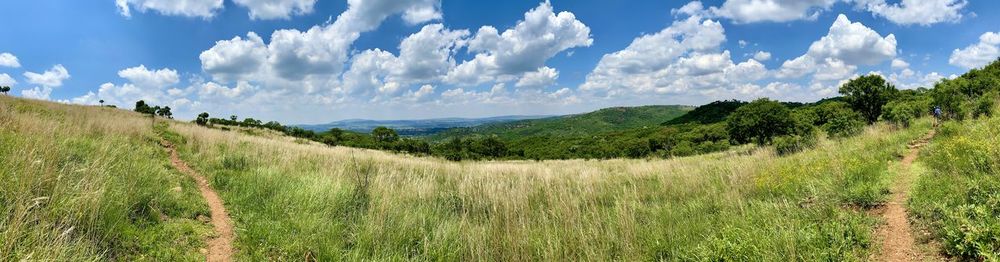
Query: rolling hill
427,105,693,141
297,115,552,136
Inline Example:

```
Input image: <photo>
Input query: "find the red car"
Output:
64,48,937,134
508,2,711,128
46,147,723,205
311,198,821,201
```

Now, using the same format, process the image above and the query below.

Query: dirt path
162,141,234,262
877,129,936,262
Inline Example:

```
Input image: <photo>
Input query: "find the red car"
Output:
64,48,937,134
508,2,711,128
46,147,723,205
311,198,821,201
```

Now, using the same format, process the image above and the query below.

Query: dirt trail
877,129,936,262
162,141,234,262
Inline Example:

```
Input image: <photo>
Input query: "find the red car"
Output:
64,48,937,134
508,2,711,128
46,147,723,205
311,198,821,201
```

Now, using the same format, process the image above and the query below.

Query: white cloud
515,67,559,89
0,53,20,68
24,65,71,88
70,65,182,107
232,0,316,20
753,51,772,61
891,58,910,70
445,1,592,86
950,32,1000,69
777,14,896,82
681,0,967,26
21,87,53,100
201,0,442,83
857,0,967,26
0,73,15,87
707,0,836,24
116,0,224,19
580,15,781,102
200,32,268,81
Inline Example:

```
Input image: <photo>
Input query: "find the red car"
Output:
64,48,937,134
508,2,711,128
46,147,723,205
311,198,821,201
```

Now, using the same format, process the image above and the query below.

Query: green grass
910,116,1000,260
0,96,212,261
169,110,931,260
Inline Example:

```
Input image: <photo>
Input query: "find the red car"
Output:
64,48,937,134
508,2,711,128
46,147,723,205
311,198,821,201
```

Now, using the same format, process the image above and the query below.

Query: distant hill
662,100,747,126
428,105,693,141
297,115,553,136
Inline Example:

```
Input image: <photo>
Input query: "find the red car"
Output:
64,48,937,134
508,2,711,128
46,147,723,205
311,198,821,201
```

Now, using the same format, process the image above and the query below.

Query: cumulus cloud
581,15,770,98
777,14,896,81
753,51,772,61
0,53,20,68
24,65,71,88
200,0,442,83
342,24,468,97
71,65,183,107
116,0,224,19
515,67,559,89
444,1,592,86
706,0,837,23
678,0,967,25
950,32,1000,69
232,0,316,20
0,73,15,87
856,0,967,26
21,87,53,100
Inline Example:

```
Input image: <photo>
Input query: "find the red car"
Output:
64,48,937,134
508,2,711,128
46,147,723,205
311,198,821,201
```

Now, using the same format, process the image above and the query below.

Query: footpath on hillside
876,129,936,262
161,140,235,262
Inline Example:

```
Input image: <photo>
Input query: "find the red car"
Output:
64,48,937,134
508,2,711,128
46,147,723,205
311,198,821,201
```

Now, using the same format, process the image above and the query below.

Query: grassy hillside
428,105,692,141
0,96,212,260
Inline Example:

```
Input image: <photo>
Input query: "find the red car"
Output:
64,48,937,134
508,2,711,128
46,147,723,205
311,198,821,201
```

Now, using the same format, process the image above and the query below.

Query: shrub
972,92,997,118
882,101,916,128
771,132,818,156
822,108,865,139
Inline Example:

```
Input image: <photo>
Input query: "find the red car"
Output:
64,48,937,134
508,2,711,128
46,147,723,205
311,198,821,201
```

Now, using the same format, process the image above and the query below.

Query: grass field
910,116,1000,260
1,96,938,260
0,96,212,261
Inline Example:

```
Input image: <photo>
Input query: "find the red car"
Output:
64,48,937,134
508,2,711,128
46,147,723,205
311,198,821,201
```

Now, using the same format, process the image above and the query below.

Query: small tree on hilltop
134,100,155,115
196,112,210,126
156,106,173,119
839,74,898,124
99,99,105,106
726,98,798,145
230,115,238,122
1,86,10,95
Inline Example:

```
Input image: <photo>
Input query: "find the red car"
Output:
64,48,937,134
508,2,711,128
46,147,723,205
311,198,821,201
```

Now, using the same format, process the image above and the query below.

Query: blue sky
0,0,998,123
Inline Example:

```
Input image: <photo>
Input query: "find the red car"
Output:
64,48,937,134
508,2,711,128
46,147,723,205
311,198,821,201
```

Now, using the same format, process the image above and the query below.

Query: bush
972,92,997,118
882,101,917,128
822,108,865,139
771,132,818,156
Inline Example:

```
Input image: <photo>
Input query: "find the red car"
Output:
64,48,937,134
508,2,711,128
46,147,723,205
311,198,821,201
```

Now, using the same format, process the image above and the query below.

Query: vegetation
0,86,10,95
0,96,212,260
840,74,898,124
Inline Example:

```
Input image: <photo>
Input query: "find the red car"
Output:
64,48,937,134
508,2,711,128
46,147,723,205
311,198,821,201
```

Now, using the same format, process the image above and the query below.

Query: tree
839,74,898,124
726,98,798,145
196,112,210,126
230,115,238,121
1,86,10,95
134,100,155,115
156,106,173,119
99,99,104,106
371,126,399,144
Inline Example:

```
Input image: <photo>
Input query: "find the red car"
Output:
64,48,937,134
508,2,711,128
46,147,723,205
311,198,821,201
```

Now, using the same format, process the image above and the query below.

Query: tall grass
0,96,212,260
910,115,1000,260
169,112,931,260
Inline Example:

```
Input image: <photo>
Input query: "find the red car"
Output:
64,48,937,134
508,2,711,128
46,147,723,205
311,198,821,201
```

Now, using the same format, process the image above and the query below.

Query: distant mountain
297,115,553,136
428,105,694,141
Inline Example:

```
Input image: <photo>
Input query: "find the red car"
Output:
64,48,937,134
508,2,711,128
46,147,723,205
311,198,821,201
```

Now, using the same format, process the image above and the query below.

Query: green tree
371,126,399,144
823,107,865,138
99,99,104,106
195,112,210,126
882,101,917,128
726,98,798,145
839,74,898,124
156,106,173,119
134,100,154,115
0,86,10,95
230,115,238,121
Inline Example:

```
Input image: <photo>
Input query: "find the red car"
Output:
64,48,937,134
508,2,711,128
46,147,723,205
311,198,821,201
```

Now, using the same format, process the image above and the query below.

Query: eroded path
162,140,234,262
877,129,936,262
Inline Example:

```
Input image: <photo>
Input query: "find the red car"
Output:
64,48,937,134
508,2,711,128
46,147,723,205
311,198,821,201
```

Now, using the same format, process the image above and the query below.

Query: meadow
0,95,947,260
169,105,930,260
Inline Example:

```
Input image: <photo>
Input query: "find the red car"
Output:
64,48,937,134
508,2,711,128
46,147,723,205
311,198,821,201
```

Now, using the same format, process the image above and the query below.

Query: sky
0,0,998,124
